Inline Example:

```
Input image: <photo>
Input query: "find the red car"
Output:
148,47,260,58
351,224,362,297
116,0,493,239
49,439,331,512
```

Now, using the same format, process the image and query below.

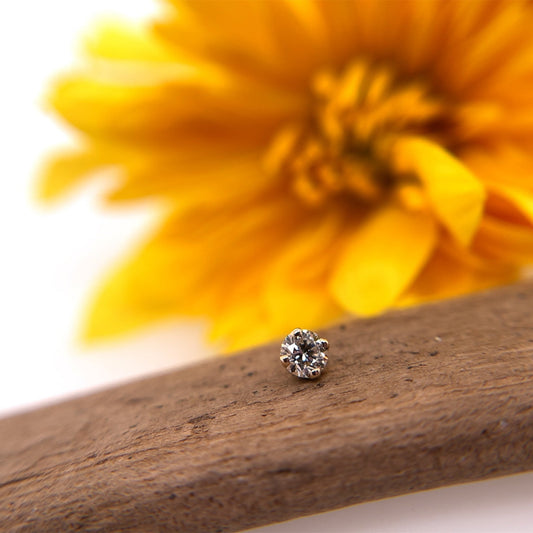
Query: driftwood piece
1,282,533,532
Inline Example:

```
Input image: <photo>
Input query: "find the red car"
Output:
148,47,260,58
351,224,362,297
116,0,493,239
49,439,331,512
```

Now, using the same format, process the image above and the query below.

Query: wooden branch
1,283,533,532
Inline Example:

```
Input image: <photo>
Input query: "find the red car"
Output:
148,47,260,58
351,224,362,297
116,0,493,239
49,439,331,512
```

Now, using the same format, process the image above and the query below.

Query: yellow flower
41,0,533,350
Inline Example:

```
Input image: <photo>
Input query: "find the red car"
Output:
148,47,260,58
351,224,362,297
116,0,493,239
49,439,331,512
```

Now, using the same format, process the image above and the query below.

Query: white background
0,2,531,531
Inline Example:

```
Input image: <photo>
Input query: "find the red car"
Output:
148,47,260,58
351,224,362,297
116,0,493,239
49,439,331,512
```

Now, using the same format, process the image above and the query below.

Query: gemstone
280,328,329,379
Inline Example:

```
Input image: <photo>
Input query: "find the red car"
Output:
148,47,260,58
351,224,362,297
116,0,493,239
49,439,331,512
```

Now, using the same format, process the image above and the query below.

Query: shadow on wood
1,282,533,532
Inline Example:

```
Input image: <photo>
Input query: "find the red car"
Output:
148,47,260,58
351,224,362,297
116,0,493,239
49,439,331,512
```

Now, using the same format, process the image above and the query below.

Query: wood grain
1,282,533,532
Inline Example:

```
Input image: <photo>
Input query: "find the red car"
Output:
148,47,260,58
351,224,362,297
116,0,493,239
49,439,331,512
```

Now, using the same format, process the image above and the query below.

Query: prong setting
309,367,321,378
317,338,329,351
280,328,329,379
280,354,290,366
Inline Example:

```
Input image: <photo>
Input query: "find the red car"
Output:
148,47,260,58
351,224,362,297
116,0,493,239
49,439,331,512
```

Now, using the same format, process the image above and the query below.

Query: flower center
266,61,448,208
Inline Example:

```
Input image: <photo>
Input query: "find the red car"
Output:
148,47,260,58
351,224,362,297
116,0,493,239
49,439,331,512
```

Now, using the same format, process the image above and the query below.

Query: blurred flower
41,0,533,350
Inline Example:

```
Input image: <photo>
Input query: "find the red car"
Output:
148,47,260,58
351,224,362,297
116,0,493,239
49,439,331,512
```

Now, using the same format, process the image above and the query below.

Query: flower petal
487,183,533,225
84,20,179,62
264,211,346,331
392,136,486,246
83,241,182,341
49,71,301,146
400,242,518,307
462,144,533,190
105,149,273,206
330,203,437,316
38,148,116,200
473,216,533,264
157,0,329,89
84,195,304,342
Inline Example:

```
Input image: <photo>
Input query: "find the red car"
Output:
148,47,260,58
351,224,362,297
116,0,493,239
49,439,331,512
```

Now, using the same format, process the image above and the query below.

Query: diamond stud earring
280,328,329,379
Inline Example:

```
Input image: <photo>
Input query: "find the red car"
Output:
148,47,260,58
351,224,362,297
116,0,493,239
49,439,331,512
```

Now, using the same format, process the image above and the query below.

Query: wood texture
1,283,533,532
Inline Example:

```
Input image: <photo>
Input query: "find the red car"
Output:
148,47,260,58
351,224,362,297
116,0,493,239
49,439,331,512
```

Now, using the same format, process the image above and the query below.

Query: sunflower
41,0,533,350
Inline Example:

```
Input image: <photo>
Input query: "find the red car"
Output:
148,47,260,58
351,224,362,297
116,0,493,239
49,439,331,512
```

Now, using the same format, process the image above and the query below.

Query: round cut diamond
280,328,329,379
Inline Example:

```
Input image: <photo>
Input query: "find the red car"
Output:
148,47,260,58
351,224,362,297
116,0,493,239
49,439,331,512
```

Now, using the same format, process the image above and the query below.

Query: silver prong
280,354,290,366
317,338,329,351
308,367,321,379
